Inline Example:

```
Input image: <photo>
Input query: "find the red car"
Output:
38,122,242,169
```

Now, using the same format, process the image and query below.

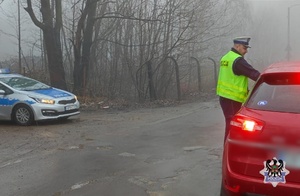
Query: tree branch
24,0,45,30
95,12,162,23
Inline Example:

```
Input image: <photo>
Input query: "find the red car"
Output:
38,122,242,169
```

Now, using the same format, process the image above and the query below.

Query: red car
221,61,300,196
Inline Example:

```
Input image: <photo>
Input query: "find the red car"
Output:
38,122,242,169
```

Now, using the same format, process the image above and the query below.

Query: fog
1,0,300,71
0,0,36,61
248,0,300,70
0,1,18,60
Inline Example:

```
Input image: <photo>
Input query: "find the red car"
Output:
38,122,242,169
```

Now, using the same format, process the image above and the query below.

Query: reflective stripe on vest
216,51,248,103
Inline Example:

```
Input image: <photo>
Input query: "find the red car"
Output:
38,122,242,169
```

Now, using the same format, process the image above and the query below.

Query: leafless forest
0,0,252,102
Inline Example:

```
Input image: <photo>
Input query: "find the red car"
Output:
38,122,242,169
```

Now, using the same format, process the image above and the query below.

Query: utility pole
18,0,22,73
287,7,291,61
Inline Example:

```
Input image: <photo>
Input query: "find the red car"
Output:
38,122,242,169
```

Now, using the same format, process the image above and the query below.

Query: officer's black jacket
231,48,260,81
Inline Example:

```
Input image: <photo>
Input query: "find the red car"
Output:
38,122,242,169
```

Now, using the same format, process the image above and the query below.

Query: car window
0,83,13,94
0,77,50,91
246,73,300,113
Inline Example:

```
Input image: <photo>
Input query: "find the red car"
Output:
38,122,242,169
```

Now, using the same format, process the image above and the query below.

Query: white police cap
233,36,251,48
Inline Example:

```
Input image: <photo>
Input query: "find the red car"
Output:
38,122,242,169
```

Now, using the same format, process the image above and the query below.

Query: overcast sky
0,1,18,60
0,0,37,61
246,0,300,69
1,0,300,67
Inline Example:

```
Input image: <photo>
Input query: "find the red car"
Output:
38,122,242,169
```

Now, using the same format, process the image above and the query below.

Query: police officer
216,37,260,144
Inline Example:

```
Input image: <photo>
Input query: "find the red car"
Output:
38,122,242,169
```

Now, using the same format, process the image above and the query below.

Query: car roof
262,61,300,75
0,73,23,78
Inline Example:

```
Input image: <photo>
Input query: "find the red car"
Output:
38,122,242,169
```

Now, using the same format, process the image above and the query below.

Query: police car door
0,83,13,120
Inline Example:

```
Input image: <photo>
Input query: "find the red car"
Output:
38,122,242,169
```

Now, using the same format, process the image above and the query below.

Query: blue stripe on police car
32,88,72,98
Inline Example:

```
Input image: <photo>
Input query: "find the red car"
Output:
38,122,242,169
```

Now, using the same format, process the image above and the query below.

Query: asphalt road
0,97,224,196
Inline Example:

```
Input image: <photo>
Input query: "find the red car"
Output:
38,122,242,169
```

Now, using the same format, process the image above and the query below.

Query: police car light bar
0,68,11,74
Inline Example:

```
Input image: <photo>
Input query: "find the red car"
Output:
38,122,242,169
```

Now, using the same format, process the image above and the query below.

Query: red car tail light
230,114,264,132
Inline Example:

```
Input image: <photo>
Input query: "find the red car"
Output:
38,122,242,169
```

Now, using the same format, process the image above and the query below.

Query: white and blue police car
0,68,80,125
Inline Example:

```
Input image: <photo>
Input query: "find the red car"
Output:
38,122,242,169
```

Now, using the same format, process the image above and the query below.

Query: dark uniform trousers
219,96,242,144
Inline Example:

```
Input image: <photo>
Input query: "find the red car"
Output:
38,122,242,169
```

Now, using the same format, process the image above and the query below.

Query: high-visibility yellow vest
216,51,248,103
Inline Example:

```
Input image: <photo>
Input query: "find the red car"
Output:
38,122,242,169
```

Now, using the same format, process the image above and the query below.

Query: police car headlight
41,99,55,104
31,97,55,104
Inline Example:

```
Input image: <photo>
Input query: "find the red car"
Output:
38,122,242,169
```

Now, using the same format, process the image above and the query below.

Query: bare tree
79,0,242,101
24,0,67,90
71,0,99,96
18,0,252,102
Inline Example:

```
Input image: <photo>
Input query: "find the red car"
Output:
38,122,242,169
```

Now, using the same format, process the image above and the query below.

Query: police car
0,68,80,125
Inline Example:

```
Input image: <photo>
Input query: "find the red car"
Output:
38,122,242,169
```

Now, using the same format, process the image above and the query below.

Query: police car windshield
0,77,50,91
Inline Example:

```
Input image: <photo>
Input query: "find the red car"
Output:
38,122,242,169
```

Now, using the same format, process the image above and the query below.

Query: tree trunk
25,0,67,90
73,0,97,96
147,60,157,101
43,27,67,90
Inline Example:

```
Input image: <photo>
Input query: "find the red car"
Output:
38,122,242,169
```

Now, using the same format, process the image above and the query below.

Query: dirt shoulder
79,91,217,112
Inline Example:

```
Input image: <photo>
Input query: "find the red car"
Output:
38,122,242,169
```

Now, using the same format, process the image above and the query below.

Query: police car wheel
13,104,34,126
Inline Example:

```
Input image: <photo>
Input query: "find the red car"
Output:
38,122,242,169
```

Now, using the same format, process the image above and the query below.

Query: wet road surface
0,98,224,196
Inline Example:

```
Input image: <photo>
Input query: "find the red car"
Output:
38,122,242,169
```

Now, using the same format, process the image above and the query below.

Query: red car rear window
246,73,300,113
